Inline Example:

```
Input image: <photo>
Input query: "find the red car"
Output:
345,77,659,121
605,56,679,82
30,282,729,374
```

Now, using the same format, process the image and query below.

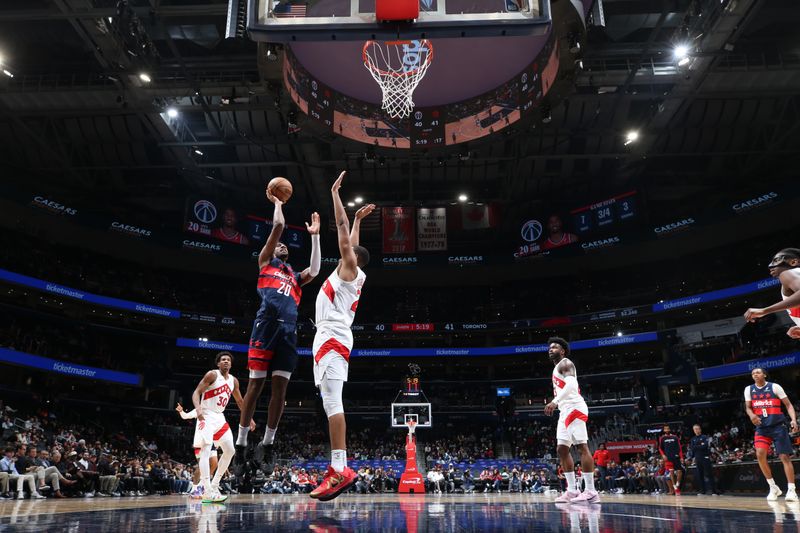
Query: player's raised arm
745,268,800,322
300,212,321,286
331,171,358,282
192,371,217,421
258,191,286,269
350,204,376,247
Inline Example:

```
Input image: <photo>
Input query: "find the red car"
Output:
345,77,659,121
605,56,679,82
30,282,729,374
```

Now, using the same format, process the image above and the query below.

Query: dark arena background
1,0,800,531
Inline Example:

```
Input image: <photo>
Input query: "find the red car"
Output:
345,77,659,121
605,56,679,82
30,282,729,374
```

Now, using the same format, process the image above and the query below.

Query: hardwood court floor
0,492,796,532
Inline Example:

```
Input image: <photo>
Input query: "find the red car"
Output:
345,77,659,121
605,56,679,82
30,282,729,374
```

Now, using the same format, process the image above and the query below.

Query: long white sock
262,426,278,446
767,477,778,488
212,438,235,489
583,472,595,492
332,449,347,473
565,472,576,492
789,483,796,491
236,425,250,446
199,445,212,492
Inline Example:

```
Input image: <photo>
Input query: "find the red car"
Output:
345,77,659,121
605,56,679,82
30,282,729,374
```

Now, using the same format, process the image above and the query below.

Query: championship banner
416,207,447,251
382,207,416,254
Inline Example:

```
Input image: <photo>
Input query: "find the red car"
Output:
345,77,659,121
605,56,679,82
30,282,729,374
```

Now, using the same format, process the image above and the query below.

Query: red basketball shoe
309,466,357,502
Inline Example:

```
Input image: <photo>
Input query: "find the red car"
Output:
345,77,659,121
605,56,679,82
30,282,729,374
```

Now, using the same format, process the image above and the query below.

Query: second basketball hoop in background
363,39,434,119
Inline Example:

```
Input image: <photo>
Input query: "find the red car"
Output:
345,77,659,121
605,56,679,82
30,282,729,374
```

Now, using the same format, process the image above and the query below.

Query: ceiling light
347,202,355,207
354,197,363,204
2,69,13,78
673,44,689,61
458,194,468,203
677,56,691,67
194,149,204,156
624,130,639,146
616,331,623,337
166,107,179,118
138,72,152,83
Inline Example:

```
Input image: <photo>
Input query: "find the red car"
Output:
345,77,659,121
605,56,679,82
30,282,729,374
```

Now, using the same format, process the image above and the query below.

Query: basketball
267,177,293,203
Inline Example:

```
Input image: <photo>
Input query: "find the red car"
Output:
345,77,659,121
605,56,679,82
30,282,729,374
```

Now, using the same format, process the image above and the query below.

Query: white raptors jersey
200,370,234,414
552,358,584,407
315,267,366,329
782,290,800,326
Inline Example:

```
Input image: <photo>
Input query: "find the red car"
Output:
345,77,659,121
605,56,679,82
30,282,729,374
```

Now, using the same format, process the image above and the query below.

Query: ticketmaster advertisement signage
698,350,800,382
0,268,181,319
176,331,660,357
0,348,141,386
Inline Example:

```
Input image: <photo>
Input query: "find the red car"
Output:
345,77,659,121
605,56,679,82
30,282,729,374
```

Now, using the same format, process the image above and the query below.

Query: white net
363,40,434,119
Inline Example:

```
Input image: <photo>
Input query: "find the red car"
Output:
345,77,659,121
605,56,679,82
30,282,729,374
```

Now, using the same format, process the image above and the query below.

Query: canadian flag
452,204,498,230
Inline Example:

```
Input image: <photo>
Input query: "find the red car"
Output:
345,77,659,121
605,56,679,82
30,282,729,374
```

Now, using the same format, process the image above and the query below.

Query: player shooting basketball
309,171,373,502
235,187,322,478
744,248,800,339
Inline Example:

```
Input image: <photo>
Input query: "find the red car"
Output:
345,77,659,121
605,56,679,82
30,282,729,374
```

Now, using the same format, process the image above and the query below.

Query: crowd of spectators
0,400,200,500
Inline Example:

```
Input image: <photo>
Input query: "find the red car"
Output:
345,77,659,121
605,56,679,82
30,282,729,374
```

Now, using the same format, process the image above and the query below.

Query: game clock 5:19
410,109,446,148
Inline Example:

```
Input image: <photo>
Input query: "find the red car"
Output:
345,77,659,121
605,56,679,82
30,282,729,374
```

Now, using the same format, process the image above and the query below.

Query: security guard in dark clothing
689,424,717,495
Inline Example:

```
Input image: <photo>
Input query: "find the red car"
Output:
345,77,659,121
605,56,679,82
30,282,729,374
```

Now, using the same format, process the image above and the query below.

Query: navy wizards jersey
255,258,302,324
749,382,786,427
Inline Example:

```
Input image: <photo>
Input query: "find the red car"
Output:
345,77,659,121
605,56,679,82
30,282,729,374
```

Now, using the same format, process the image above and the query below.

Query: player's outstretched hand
332,171,346,193
788,326,800,339
249,419,257,431
175,403,184,413
305,212,320,235
750,414,761,426
355,204,376,220
543,402,556,416
744,307,766,322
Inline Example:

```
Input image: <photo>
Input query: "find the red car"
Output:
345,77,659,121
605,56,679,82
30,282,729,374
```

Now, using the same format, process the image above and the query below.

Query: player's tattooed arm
191,371,217,421
557,358,576,377
258,189,286,269
745,269,800,321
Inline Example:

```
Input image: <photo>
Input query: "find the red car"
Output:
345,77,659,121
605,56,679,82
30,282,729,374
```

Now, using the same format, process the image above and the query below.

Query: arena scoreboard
308,79,334,128
410,109,446,148
571,191,637,233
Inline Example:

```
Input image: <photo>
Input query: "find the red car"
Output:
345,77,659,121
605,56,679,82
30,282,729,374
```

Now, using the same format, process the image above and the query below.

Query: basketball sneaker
767,485,783,501
786,488,798,502
309,466,357,502
554,490,580,503
233,444,250,477
190,484,204,499
570,490,601,504
253,442,275,474
201,490,228,504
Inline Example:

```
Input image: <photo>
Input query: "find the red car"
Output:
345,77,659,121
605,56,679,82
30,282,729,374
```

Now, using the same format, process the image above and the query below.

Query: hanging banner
416,207,447,251
382,207,416,254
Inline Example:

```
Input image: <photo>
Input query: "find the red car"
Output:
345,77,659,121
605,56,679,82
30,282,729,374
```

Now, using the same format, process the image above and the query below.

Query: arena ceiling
0,0,798,234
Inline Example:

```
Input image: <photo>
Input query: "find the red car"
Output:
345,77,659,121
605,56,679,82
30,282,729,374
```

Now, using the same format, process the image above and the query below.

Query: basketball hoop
363,39,433,119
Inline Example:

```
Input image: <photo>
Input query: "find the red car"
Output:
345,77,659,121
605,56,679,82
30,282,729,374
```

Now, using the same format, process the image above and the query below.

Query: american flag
273,2,307,17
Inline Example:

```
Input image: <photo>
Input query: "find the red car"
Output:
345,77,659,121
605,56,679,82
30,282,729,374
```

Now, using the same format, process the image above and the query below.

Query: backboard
248,0,551,42
391,402,432,428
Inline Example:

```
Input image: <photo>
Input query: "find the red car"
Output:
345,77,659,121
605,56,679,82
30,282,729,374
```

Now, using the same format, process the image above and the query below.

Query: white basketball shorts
192,410,231,448
556,402,589,446
312,325,352,387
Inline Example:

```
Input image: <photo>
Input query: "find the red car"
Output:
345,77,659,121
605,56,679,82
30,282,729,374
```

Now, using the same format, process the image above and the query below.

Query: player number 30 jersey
315,267,366,329
200,370,235,414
